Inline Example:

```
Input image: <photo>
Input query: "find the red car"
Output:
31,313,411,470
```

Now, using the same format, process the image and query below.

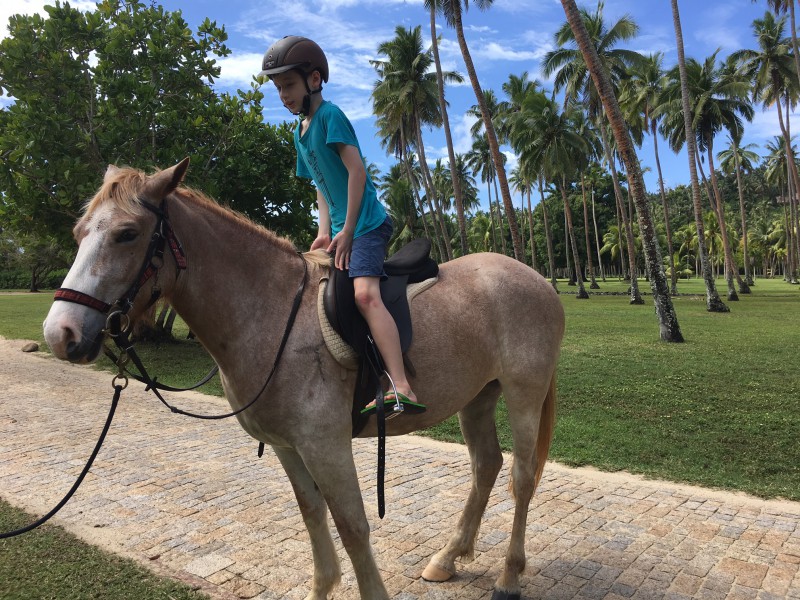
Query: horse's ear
144,157,191,202
104,164,121,181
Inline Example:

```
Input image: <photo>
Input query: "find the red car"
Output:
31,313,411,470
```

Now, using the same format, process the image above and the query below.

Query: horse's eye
116,229,138,243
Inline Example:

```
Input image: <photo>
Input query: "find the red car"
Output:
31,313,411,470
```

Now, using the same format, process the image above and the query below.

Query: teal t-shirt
295,100,386,238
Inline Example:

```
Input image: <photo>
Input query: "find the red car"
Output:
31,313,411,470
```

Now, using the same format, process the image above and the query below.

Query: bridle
54,200,187,328
1,194,307,539
52,195,308,419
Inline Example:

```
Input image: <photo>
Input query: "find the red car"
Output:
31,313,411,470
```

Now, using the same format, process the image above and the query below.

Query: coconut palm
435,0,524,261
510,164,537,270
559,0,684,340
510,89,590,299
751,0,800,87
733,11,800,283
424,0,469,255
622,51,679,295
380,164,420,253
372,25,463,261
661,51,754,299
465,134,505,253
718,135,760,286
543,1,647,305
668,0,728,312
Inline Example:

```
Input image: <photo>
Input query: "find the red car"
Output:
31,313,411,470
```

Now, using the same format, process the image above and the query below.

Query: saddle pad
317,275,438,370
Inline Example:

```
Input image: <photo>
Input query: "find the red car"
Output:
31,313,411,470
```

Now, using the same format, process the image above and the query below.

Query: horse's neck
167,196,302,373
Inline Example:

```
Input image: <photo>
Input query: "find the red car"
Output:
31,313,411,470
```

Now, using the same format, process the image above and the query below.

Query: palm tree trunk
732,150,753,286
580,175,599,288
539,176,558,291
398,126,436,256
652,123,678,295
527,188,537,271
414,117,453,261
787,94,800,283
669,0,727,313
591,187,606,281
450,5,523,261
493,178,507,255
706,145,745,299
487,179,498,252
429,3,468,256
775,86,800,282
562,177,589,298
563,0,683,339
564,209,573,284
600,123,642,303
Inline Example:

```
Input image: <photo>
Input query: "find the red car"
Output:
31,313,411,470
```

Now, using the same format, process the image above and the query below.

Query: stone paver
1,338,799,599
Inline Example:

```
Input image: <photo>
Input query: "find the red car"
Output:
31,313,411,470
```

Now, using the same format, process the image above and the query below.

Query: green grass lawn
2,280,800,499
1,279,798,597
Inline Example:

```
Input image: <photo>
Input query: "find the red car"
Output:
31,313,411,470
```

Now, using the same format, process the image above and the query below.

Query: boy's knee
354,288,380,311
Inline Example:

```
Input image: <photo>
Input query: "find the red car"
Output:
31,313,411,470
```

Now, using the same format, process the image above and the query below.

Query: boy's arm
327,143,366,270
310,189,332,251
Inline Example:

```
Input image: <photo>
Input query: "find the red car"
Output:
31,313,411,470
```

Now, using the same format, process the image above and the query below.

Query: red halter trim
53,288,112,313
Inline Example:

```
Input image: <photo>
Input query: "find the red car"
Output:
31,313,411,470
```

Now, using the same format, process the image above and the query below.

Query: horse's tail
533,372,557,491
508,371,557,499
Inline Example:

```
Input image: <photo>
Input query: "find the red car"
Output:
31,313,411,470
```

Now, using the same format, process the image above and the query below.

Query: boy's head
260,36,328,116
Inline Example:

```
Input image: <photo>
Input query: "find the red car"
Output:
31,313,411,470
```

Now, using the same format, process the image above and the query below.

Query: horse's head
43,158,190,363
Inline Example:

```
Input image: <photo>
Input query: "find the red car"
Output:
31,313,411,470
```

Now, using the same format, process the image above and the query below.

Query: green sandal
361,392,427,416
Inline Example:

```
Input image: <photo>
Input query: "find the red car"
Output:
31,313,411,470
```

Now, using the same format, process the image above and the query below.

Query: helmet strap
294,69,323,117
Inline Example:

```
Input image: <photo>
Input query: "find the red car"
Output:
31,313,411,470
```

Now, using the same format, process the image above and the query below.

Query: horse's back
408,252,563,391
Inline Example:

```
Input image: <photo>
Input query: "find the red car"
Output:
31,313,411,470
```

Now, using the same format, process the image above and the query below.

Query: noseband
54,200,187,326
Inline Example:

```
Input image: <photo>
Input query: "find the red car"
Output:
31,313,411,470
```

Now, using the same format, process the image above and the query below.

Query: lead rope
0,371,126,539
0,256,307,538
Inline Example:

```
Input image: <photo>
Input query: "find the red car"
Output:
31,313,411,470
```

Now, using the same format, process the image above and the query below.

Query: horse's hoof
421,562,454,582
491,590,521,600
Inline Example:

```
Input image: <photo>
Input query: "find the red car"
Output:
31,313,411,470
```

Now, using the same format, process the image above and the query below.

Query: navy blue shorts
349,217,393,279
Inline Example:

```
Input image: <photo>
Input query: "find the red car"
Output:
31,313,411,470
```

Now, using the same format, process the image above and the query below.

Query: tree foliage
0,0,315,265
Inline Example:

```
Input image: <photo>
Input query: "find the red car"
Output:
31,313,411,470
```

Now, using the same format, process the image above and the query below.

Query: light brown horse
43,159,564,600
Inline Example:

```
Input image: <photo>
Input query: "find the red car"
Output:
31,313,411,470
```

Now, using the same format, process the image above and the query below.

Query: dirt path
1,337,798,599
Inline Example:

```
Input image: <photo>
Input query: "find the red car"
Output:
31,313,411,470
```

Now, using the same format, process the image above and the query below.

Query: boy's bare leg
353,276,417,403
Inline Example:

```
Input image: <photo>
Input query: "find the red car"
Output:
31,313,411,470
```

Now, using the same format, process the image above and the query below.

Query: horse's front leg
298,440,390,600
273,446,341,600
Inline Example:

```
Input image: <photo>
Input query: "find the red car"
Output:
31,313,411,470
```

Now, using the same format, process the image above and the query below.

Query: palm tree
661,51,754,299
435,0,524,261
559,0,684,340
465,134,504,253
510,89,590,299
543,1,646,305
718,135,760,286
380,164,420,253
372,25,463,262
622,51,679,295
424,0,468,256
510,164,537,270
751,0,800,88
764,135,799,281
733,11,800,283
668,0,728,312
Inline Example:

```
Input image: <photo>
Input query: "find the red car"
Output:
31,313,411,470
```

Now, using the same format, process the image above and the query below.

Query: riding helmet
259,36,329,82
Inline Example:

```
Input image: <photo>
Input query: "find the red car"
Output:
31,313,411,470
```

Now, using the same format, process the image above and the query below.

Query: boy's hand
327,230,353,271
310,235,331,252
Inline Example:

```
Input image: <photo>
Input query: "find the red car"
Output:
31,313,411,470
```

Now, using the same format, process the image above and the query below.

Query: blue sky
2,0,796,211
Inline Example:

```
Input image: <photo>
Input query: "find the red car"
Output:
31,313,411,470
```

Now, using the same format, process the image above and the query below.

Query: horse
43,159,565,600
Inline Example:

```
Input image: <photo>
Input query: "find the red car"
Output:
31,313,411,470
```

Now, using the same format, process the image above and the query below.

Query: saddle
322,237,438,436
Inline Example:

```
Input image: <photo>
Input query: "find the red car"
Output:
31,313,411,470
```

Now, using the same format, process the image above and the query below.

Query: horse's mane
81,165,329,270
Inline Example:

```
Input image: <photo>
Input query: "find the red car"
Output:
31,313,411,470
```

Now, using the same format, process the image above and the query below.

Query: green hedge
0,269,68,290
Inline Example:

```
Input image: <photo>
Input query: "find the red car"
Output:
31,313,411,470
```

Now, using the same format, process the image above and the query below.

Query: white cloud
217,51,264,89
476,41,546,62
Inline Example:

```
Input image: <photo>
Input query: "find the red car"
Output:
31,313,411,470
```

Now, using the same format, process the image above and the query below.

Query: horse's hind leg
491,374,556,600
422,381,503,582
273,446,341,600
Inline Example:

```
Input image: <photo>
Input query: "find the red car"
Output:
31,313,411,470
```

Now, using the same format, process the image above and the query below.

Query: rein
0,198,308,538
